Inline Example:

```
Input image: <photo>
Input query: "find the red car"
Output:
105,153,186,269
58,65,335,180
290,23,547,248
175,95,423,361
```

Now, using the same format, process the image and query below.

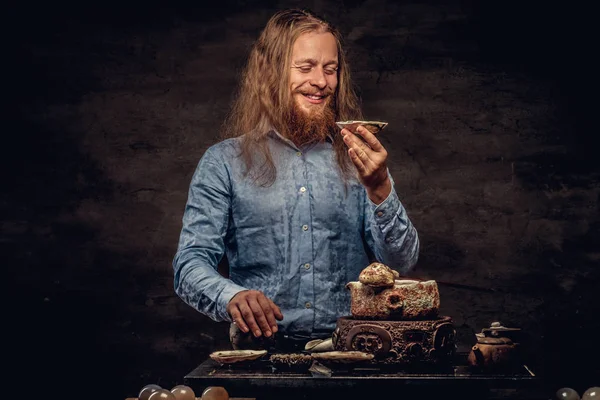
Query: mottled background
8,0,598,398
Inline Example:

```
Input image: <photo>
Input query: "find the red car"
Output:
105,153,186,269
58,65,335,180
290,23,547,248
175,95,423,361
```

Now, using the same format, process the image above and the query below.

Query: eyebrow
293,58,339,66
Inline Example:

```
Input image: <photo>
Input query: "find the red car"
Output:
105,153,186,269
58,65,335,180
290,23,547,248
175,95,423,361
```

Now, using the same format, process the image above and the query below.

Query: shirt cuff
216,281,249,322
371,185,402,223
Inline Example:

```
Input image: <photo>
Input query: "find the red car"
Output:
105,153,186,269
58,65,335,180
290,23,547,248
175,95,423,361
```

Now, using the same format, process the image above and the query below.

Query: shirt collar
268,129,335,150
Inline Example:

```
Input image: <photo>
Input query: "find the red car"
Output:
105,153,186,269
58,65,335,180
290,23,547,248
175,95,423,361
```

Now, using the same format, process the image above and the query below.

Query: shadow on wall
5,115,232,397
418,235,466,273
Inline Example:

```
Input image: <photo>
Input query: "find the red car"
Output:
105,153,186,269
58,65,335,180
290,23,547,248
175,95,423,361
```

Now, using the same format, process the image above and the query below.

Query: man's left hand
341,125,392,204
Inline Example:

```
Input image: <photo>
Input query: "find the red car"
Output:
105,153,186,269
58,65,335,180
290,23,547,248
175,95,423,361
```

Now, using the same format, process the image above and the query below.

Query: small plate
335,120,388,134
209,349,268,364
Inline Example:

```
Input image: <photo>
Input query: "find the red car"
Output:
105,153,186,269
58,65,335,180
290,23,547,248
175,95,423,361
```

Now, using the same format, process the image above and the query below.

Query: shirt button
305,302,311,309
377,211,384,217
300,186,307,193
296,151,302,157
304,263,311,270
302,224,309,231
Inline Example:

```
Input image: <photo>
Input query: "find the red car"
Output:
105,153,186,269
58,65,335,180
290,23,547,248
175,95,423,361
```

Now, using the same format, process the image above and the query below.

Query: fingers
348,148,367,173
227,290,283,338
342,129,375,169
256,296,278,335
270,298,284,321
228,304,249,333
354,125,384,151
341,126,390,195
238,300,262,337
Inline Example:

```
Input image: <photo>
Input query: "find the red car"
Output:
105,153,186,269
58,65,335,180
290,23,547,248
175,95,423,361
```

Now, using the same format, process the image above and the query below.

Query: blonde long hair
221,8,363,186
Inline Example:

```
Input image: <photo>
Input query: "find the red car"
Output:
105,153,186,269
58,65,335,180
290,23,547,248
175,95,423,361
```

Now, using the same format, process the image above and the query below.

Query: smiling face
290,31,339,116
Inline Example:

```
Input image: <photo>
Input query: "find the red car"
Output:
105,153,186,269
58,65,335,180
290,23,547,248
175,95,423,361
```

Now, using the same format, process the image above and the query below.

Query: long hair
221,8,363,186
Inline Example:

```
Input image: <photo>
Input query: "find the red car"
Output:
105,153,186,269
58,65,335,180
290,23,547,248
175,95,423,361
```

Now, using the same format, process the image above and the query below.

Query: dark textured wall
8,1,598,398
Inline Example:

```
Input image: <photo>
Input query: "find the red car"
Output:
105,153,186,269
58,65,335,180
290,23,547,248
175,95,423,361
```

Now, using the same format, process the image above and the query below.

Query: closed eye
293,65,338,75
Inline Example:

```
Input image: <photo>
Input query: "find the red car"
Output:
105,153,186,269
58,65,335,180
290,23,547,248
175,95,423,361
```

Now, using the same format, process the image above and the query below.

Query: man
173,9,419,347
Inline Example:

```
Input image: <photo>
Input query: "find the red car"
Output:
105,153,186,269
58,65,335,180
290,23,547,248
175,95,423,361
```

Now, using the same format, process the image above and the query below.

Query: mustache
294,88,334,96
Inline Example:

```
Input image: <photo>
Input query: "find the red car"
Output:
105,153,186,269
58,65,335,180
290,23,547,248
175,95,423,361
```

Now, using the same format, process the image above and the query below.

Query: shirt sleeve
172,148,247,322
363,171,420,274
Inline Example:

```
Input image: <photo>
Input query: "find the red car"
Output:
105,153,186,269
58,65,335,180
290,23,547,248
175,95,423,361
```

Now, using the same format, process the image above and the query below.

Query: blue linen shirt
173,130,419,338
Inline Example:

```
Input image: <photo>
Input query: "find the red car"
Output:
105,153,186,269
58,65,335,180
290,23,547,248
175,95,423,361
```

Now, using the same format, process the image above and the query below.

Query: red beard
286,96,337,147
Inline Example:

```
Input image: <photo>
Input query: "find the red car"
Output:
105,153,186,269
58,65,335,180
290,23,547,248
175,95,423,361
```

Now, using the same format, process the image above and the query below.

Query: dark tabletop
183,353,544,400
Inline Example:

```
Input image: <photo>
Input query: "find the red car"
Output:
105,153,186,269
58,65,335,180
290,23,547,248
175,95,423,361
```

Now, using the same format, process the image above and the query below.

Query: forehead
291,31,338,62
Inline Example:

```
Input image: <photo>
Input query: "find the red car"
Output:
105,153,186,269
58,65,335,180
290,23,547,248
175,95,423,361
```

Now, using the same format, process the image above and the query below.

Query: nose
309,67,327,89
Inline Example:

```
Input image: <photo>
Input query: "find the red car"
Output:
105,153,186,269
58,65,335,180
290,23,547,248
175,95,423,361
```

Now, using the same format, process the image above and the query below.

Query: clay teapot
467,322,521,371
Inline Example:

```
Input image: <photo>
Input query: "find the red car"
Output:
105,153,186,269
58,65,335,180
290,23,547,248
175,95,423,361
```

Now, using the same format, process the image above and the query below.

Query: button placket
295,148,314,324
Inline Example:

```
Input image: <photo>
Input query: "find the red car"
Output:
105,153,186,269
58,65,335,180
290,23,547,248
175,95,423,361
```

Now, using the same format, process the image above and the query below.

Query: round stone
139,384,162,400
583,387,600,400
148,389,177,400
555,387,581,400
170,385,196,400
201,386,230,400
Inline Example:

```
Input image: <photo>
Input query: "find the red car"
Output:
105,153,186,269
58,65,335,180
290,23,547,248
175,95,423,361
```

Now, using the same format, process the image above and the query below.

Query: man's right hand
226,290,283,338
